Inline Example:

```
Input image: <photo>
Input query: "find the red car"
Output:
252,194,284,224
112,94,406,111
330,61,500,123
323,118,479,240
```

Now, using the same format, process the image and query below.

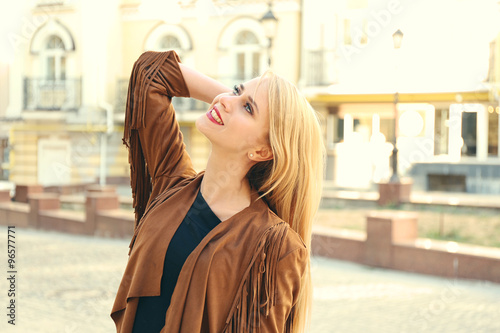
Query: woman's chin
195,117,211,139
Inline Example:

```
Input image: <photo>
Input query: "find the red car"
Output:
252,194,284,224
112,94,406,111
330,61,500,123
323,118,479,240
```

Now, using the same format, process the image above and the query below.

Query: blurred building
2,0,499,194
0,60,9,181
1,0,301,186
300,0,500,193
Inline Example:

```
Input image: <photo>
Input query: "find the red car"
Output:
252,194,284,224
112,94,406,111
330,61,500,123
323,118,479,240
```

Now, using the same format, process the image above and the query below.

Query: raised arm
179,63,232,104
123,50,230,228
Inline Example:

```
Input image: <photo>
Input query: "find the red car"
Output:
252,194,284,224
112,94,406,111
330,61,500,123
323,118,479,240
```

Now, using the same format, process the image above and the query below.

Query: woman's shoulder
263,208,307,260
281,226,307,262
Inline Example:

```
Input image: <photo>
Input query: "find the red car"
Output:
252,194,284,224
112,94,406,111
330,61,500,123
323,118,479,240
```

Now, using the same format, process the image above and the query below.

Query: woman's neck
200,151,253,218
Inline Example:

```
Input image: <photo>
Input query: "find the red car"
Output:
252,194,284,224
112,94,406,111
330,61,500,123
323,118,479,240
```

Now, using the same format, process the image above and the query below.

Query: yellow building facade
2,0,302,186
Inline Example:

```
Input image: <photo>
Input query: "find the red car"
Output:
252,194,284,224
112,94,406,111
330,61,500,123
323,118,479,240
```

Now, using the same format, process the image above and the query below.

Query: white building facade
300,0,500,193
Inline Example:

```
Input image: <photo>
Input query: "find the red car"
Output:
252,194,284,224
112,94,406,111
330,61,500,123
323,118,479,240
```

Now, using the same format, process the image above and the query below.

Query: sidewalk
1,227,499,333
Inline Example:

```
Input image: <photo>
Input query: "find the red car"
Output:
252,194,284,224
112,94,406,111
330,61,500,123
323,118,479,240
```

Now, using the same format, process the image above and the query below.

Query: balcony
23,78,81,111
305,49,339,87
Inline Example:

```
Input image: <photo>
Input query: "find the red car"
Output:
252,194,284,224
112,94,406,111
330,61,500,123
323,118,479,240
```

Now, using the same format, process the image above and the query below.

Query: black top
133,189,221,332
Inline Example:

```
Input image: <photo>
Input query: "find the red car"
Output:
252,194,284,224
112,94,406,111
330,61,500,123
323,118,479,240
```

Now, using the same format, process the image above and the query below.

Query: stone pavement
0,227,499,333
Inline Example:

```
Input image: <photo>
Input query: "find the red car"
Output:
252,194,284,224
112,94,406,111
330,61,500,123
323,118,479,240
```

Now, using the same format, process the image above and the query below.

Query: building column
6,52,23,118
448,104,462,161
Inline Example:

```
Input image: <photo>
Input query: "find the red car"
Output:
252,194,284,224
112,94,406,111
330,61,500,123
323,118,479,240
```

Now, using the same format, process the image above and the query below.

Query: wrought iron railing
305,49,338,86
23,78,82,111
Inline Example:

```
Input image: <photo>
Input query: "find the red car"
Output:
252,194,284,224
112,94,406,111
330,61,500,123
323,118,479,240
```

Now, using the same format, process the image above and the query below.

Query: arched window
156,35,184,58
234,30,261,80
28,20,78,111
44,35,66,80
218,18,267,84
235,30,259,44
144,24,192,58
158,35,182,50
30,19,75,80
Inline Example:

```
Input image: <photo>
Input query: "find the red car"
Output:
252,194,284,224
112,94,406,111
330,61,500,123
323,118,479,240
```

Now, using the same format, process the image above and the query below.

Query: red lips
206,105,224,125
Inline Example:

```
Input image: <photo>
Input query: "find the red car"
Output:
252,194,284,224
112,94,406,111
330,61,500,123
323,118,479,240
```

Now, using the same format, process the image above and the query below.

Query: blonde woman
111,50,324,333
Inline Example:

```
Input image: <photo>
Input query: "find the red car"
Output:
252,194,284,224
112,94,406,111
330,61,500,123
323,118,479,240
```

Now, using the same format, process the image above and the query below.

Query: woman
111,50,324,333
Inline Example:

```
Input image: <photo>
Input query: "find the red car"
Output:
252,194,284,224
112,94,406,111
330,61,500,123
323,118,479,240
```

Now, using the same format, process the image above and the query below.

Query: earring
250,153,254,158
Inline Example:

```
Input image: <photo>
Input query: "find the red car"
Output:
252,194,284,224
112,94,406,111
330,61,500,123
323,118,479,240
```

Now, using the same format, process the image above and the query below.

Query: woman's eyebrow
240,84,260,115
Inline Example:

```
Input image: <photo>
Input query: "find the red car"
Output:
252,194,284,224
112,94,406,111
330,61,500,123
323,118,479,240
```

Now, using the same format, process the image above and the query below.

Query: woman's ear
250,146,273,162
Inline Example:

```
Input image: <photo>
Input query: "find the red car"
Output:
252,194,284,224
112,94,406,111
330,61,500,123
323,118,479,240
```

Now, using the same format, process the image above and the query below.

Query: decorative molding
218,16,267,51
144,23,193,51
121,0,299,21
33,0,77,14
30,19,75,54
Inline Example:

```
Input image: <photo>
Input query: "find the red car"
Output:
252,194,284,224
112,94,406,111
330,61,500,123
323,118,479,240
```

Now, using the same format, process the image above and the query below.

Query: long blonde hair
247,71,325,332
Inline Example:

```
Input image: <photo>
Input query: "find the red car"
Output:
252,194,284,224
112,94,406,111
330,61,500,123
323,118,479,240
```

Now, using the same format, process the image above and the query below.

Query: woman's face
196,77,270,158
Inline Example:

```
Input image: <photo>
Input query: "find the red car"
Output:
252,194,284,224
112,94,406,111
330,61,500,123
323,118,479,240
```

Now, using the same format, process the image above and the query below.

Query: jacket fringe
122,51,170,229
223,222,291,333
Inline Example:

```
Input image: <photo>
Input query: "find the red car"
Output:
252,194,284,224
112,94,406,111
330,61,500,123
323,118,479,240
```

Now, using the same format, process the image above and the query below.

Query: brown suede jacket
111,51,307,333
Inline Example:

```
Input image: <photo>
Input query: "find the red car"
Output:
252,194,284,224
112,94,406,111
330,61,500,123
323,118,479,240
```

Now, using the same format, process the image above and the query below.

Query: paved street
0,227,499,333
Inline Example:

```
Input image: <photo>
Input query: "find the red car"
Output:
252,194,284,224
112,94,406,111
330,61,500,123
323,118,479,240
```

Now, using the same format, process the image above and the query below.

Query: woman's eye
233,84,252,114
244,103,253,114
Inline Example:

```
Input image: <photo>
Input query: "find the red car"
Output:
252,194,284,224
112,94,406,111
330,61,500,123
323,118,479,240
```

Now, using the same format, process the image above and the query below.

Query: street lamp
390,29,403,183
260,2,278,67
392,29,403,49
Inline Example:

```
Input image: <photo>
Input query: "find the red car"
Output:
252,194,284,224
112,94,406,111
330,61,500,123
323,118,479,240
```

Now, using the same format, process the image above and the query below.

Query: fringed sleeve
122,50,196,230
223,223,308,333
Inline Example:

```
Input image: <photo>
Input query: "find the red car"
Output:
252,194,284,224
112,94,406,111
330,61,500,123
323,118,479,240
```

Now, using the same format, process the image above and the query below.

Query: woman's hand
179,63,232,104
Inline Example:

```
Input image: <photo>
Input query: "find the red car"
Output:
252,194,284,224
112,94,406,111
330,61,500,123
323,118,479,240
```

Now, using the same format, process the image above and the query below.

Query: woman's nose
219,95,233,113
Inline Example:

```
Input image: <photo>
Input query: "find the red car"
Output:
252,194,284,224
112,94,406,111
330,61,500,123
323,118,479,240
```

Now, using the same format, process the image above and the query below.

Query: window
218,18,267,85
343,18,369,46
157,35,182,53
28,20,78,110
234,30,261,80
235,30,258,44
44,35,66,80
380,118,395,143
461,112,477,157
145,24,192,57
334,117,344,143
332,116,374,143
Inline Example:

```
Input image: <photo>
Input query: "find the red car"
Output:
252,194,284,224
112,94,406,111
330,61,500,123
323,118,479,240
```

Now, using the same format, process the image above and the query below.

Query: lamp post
260,2,278,67
390,29,403,183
